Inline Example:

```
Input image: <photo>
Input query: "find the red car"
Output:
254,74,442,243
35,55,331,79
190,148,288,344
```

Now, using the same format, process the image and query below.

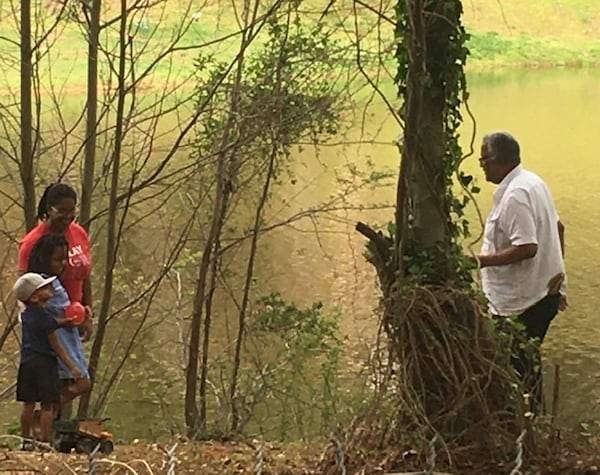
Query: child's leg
60,378,91,406
20,402,35,439
39,402,55,442
32,407,42,440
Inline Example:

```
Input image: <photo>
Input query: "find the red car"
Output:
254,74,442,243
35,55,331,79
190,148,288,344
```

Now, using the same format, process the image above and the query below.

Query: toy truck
53,418,114,454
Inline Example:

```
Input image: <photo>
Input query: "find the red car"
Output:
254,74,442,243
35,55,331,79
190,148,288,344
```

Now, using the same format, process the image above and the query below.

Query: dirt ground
2,436,600,474
0,441,600,475
0,439,321,474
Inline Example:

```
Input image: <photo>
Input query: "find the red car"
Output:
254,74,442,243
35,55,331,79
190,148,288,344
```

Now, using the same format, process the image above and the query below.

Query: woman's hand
81,306,94,342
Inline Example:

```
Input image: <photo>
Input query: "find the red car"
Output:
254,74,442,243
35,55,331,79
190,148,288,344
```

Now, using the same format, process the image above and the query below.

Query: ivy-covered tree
352,0,522,470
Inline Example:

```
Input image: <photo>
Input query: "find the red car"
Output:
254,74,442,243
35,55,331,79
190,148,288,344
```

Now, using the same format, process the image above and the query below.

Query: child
12,273,82,448
27,234,91,415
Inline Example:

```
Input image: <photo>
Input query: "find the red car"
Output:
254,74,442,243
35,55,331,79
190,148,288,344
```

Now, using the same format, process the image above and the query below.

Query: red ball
65,302,86,325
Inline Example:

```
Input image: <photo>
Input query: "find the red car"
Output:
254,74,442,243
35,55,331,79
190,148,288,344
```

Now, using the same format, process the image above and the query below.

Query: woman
18,183,94,341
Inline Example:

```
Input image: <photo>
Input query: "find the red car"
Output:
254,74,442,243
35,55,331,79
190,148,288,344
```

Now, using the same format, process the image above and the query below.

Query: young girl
27,234,92,415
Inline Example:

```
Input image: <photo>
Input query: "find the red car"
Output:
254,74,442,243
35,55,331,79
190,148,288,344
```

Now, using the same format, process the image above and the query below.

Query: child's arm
48,331,83,379
55,317,76,327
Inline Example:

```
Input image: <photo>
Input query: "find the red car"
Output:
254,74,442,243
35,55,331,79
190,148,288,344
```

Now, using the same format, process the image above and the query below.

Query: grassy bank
467,30,600,69
464,0,600,69
1,0,600,93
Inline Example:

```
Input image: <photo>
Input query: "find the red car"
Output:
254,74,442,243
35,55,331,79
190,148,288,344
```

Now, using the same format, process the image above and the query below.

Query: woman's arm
81,277,94,341
82,276,93,309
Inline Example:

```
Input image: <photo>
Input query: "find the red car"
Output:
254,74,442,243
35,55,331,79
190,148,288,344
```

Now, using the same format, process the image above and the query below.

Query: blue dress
45,277,90,380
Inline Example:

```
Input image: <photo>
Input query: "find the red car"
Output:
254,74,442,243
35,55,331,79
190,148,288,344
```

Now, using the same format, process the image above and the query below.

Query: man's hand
547,272,568,312
559,294,569,311
547,272,564,295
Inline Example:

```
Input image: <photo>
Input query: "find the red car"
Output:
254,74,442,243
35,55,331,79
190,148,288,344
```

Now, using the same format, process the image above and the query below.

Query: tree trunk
78,0,128,417
80,0,102,230
230,142,277,432
229,9,288,428
394,0,425,267
184,156,228,437
20,0,36,231
185,0,258,438
411,92,447,246
396,0,456,259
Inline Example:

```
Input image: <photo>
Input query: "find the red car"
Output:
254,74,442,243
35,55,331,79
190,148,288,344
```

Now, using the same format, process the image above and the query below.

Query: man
476,131,567,410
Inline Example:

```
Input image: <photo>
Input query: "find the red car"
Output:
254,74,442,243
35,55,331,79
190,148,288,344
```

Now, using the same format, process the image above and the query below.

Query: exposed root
382,285,519,441
329,284,527,473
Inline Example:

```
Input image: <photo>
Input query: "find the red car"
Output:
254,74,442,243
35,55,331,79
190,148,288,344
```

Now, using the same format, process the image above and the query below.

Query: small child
12,272,82,448
27,234,91,415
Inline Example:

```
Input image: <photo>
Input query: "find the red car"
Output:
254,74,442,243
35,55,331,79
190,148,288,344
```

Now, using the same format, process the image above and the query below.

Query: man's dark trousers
514,294,560,411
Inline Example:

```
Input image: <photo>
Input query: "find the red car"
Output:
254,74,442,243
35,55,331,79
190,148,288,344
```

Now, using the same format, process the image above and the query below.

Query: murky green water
1,68,599,439
257,67,600,427
465,68,600,424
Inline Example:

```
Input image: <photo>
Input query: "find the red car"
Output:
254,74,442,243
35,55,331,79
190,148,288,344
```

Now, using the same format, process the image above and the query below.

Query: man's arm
557,220,565,257
477,243,538,268
557,219,568,310
478,192,539,268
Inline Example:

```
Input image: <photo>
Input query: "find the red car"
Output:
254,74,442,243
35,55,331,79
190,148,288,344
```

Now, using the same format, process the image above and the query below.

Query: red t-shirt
18,222,92,303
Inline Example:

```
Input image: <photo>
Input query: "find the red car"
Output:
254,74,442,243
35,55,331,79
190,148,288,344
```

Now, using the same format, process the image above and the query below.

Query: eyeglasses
478,154,496,163
50,206,78,218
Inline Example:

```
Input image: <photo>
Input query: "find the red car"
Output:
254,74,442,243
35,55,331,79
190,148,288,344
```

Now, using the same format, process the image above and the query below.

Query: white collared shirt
481,165,565,315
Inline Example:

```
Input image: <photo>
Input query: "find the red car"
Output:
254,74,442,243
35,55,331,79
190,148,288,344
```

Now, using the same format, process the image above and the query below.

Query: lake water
1,67,599,439
257,67,600,427
470,68,600,425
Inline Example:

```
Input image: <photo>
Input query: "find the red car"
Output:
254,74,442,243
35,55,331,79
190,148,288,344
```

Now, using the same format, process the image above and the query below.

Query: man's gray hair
483,132,521,165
